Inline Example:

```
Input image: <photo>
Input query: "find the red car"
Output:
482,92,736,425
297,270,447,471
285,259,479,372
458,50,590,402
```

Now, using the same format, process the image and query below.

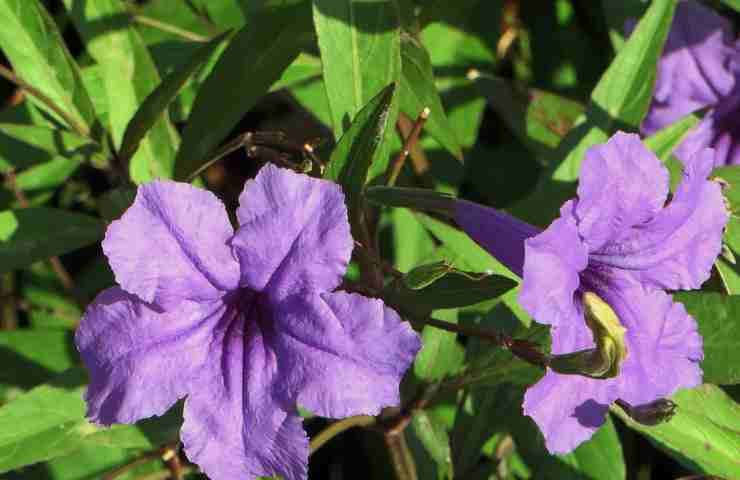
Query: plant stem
309,415,376,454
396,112,434,188
387,107,430,186
133,15,211,43
0,65,89,138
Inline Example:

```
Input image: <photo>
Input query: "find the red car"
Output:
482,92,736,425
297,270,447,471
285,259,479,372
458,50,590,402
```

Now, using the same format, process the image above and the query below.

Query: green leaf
673,292,740,385
721,0,740,12
390,207,436,272
556,416,625,480
414,309,465,383
0,0,96,136
312,0,402,180
386,270,516,317
613,384,740,477
474,75,585,156
63,0,179,182
406,410,454,480
173,3,313,180
0,124,104,182
0,208,103,275
400,34,462,160
324,84,396,220
0,368,180,473
366,186,456,215
119,31,231,165
552,0,676,181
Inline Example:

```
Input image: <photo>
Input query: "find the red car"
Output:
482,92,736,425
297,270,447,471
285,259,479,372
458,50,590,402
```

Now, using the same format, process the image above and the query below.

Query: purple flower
640,0,740,167
642,0,738,136
456,132,728,453
76,164,421,480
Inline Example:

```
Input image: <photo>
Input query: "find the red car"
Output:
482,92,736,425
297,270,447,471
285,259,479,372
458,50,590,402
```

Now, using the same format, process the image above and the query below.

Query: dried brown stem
387,107,430,186
396,112,434,189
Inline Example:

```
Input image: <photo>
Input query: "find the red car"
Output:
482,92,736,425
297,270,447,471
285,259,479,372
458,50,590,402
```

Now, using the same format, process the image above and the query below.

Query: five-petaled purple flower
455,132,728,453
641,0,740,168
76,164,421,480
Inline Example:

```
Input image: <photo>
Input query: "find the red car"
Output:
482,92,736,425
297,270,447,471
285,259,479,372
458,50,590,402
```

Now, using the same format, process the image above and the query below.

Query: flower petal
642,0,737,135
523,370,616,454
268,291,421,418
232,164,352,296
76,287,226,425
519,200,588,328
454,200,540,277
180,304,308,480
605,285,703,406
103,181,240,308
589,148,728,290
574,132,670,252
675,92,740,168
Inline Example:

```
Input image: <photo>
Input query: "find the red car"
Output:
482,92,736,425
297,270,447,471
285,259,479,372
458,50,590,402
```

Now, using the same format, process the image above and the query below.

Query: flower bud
549,292,628,379
615,398,677,426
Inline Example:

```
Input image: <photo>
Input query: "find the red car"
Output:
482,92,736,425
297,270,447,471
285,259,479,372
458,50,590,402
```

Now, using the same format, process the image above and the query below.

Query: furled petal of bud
615,398,677,426
549,292,628,379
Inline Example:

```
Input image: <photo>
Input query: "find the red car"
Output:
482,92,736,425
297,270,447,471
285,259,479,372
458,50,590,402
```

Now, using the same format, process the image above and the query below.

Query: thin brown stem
396,112,434,189
387,107,430,186
103,451,164,480
384,433,418,480
309,415,376,454
0,65,89,138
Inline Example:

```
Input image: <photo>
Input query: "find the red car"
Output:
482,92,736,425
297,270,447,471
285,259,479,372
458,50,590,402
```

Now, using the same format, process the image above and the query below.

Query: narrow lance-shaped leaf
0,208,104,275
119,31,232,165
313,0,402,180
400,34,462,160
62,0,179,183
612,384,740,478
0,368,181,473
0,0,96,136
324,83,396,220
174,3,314,181
552,0,676,182
673,292,740,385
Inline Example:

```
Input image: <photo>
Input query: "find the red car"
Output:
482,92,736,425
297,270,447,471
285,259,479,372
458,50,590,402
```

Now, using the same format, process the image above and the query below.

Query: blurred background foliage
0,1,738,479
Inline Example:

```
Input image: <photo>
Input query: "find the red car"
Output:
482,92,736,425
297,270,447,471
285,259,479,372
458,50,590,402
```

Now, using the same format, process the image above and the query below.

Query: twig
103,443,182,480
4,172,86,310
309,415,376,454
133,15,211,43
103,451,164,480
0,65,89,138
385,433,418,480
387,107,430,186
396,112,434,189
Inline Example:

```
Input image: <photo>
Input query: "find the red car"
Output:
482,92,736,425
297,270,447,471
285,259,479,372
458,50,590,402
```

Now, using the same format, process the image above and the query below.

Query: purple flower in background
76,164,421,480
456,132,728,453
641,0,740,167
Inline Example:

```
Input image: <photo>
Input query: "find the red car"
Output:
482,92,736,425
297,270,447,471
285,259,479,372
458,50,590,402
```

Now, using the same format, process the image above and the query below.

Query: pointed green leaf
366,186,456,215
63,0,179,183
0,0,96,136
613,384,740,477
0,331,77,393
324,83,396,217
721,0,740,12
312,0,402,180
400,34,462,160
0,369,180,473
173,3,313,180
551,0,676,182
0,208,103,275
119,31,231,165
673,292,740,385
406,410,454,480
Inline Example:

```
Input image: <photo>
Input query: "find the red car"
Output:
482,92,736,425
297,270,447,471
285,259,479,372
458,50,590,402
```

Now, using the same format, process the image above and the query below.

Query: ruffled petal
180,302,308,480
454,200,540,277
604,285,703,406
76,287,226,425
268,291,421,418
523,370,616,454
574,132,670,252
642,0,737,135
589,148,728,290
103,181,240,309
675,92,740,168
519,200,589,328
232,164,352,297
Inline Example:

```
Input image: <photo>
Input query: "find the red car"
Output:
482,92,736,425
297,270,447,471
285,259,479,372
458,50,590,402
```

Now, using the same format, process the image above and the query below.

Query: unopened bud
549,292,627,379
616,398,677,426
